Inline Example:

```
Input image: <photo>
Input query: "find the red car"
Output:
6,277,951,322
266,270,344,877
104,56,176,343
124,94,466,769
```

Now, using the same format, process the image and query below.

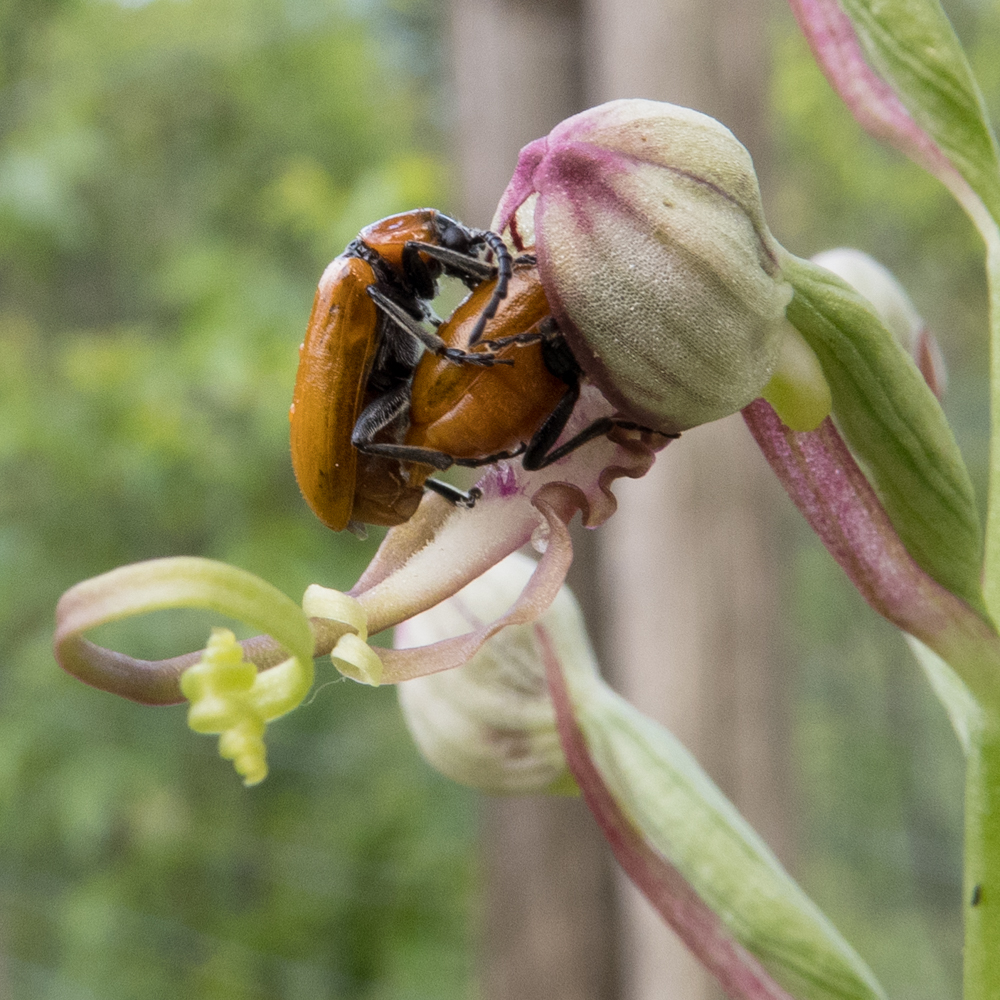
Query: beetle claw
457,487,482,509
442,348,514,368
423,479,483,509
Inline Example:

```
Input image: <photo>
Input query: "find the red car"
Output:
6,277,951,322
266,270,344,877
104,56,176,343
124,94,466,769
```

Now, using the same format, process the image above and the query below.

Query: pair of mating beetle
290,209,670,534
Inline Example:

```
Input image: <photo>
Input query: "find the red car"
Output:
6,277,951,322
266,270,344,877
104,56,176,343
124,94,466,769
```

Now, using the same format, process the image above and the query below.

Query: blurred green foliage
0,0,479,996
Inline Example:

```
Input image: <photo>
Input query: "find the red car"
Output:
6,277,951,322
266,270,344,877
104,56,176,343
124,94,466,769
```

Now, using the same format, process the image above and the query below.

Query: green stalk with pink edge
788,0,1000,992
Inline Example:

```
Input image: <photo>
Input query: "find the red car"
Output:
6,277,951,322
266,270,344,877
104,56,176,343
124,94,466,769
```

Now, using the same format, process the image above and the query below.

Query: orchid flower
54,101,829,718
50,24,1000,991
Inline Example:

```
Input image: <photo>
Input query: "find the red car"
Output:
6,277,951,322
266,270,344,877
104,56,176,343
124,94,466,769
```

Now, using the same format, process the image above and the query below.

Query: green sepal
781,251,987,618
841,0,1000,224
568,670,886,1000
904,635,982,756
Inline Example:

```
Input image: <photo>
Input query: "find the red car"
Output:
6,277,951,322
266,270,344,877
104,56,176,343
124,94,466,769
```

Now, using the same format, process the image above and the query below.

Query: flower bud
494,99,796,432
395,552,587,795
812,247,947,398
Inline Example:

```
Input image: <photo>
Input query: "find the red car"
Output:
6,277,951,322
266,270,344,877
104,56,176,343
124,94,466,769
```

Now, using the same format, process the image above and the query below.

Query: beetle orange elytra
290,209,512,533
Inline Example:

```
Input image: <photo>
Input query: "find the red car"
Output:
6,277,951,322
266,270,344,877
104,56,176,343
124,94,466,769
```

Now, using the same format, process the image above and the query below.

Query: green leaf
842,0,1000,223
782,251,986,617
567,669,886,1000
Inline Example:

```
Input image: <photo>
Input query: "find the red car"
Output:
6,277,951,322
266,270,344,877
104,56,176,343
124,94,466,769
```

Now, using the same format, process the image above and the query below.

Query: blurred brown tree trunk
586,1,793,999
449,3,620,1000
448,2,791,999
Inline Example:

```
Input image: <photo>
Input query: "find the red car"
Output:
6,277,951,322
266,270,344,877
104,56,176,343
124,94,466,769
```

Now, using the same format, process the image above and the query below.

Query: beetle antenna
467,231,513,347
403,241,496,285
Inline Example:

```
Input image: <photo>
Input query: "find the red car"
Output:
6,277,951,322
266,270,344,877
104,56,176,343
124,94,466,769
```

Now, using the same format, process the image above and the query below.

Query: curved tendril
53,557,321,706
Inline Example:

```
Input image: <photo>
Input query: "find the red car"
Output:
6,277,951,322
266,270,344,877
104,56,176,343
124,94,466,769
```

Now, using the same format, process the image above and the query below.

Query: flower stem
984,235,1000,625
964,715,1000,1000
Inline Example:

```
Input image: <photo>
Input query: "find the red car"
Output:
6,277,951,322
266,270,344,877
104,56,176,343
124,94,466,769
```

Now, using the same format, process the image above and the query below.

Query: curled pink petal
53,633,291,707
375,494,575,684
53,558,319,706
352,483,569,646
55,635,197,706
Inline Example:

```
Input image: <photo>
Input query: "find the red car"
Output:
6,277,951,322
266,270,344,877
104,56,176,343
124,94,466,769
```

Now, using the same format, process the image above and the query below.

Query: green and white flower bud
813,247,946,397
812,249,922,349
392,538,883,997
494,99,824,431
395,553,586,795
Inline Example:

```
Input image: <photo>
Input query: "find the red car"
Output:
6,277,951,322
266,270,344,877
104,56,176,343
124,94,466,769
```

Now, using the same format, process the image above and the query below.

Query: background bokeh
0,2,480,996
0,0,996,996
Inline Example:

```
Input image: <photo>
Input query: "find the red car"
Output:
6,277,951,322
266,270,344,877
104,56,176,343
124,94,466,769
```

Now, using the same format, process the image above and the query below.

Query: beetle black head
433,213,484,255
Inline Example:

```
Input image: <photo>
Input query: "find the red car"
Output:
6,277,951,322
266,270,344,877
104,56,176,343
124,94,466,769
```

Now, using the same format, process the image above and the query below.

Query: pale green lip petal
54,556,315,705
395,551,577,796
54,557,319,784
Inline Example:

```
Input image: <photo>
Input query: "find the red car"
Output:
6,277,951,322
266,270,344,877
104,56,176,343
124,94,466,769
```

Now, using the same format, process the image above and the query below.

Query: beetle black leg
352,385,523,471
404,236,511,348
520,377,680,470
352,386,468,472
367,286,513,367
404,227,513,347
517,335,586,470
355,440,455,471
521,334,679,470
424,479,482,509
467,231,514,347
402,242,496,288
482,316,558,351
354,439,526,471
521,382,581,471
525,417,679,470
351,382,412,448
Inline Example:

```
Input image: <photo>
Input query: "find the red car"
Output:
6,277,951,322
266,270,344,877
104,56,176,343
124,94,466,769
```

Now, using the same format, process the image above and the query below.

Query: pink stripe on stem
743,400,1000,701
744,401,944,632
788,0,958,184
540,625,797,1000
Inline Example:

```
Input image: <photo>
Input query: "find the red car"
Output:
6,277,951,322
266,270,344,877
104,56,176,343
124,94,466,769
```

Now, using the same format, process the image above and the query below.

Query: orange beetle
404,260,564,466
356,257,677,483
290,210,512,533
